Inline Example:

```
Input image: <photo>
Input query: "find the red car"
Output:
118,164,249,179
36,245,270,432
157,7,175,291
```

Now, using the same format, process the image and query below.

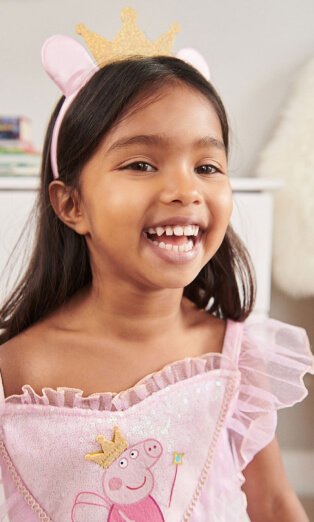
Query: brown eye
196,164,220,175
123,162,156,172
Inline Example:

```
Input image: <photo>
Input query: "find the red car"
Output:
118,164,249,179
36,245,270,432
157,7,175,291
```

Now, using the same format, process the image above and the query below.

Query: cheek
93,189,146,230
209,186,233,223
108,477,123,490
223,192,233,221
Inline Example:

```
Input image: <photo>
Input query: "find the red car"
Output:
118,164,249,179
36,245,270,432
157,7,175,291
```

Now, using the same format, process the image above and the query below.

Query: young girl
0,14,313,522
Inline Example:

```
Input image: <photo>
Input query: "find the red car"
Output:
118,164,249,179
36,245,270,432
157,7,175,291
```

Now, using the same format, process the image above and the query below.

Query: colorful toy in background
0,116,32,144
0,116,41,176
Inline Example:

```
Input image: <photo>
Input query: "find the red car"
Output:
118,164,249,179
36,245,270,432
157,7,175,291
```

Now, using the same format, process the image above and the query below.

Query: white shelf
0,175,283,192
231,177,283,192
0,176,40,190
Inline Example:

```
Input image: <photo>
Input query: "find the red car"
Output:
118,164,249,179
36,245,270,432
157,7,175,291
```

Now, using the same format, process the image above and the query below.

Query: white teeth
146,224,200,237
173,226,184,236
183,225,193,236
156,227,164,236
155,239,194,252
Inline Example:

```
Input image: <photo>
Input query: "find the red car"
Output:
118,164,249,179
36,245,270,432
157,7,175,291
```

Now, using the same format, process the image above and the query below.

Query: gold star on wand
173,452,184,465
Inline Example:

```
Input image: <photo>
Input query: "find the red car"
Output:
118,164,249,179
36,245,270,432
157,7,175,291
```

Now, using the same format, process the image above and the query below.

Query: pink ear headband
41,9,210,180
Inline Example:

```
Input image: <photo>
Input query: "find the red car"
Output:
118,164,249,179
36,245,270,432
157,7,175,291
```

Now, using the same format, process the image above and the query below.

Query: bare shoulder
0,290,89,397
0,319,57,398
182,298,227,355
198,312,227,355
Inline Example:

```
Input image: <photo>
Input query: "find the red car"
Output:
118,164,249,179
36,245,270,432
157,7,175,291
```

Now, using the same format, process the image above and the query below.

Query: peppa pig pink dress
0,317,313,522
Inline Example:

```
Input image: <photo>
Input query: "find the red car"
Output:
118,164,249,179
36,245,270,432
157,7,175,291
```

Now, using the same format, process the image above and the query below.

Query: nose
144,439,163,458
159,167,203,206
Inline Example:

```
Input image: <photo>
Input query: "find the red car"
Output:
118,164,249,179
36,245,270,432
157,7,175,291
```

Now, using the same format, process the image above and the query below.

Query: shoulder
0,291,91,398
234,316,313,381
0,318,61,398
239,316,311,356
182,299,228,355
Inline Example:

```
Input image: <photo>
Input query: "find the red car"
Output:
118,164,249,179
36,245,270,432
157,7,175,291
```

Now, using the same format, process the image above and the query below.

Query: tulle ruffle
227,317,314,470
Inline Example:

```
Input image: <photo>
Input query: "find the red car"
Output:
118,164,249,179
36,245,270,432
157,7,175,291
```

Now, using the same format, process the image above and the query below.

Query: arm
242,437,309,522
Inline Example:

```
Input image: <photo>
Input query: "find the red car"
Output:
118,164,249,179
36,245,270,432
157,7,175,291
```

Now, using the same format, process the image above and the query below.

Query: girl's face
77,83,232,291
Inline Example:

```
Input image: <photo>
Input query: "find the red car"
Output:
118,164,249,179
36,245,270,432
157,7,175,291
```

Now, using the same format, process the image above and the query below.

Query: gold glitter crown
85,426,128,469
76,7,180,66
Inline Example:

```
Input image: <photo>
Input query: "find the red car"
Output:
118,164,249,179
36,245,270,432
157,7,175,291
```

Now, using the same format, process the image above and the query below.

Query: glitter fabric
0,317,313,521
76,7,180,67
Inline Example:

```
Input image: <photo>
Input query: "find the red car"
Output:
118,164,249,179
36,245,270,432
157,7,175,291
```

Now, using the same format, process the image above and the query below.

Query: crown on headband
76,7,180,66
85,426,128,469
41,7,210,179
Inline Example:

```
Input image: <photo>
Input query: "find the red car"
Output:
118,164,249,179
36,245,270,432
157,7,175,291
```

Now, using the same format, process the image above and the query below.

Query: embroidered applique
85,426,128,469
72,426,167,521
1,374,236,521
168,451,185,507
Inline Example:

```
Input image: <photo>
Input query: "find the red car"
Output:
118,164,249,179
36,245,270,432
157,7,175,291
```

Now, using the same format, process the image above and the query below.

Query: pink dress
0,317,313,522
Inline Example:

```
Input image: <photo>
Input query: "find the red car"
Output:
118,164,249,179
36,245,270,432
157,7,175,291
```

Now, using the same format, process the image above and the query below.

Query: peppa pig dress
0,317,313,522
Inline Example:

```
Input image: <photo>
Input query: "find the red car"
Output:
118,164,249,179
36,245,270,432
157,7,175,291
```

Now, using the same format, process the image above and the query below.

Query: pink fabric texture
0,317,313,521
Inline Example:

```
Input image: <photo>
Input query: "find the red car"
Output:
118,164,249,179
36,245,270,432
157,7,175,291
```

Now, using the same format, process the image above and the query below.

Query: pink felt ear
176,48,210,81
41,34,98,96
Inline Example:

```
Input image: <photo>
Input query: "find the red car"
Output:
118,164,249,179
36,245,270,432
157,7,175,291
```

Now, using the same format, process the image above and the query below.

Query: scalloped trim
0,440,52,521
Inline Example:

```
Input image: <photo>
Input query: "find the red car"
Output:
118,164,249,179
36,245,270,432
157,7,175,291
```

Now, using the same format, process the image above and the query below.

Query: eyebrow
106,134,226,154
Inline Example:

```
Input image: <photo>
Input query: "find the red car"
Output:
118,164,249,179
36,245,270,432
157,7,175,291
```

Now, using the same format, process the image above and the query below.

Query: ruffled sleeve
227,317,314,471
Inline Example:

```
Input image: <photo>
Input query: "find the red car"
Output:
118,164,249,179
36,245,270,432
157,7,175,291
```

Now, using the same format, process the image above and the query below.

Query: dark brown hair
0,56,256,344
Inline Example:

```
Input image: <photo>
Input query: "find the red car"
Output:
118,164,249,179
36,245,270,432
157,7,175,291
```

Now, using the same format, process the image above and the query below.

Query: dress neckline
0,318,244,407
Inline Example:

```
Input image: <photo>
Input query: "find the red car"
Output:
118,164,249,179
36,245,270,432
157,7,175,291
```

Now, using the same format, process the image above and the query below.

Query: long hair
0,56,256,344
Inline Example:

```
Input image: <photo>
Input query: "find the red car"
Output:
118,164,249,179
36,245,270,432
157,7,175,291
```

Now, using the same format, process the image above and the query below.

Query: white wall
1,0,314,177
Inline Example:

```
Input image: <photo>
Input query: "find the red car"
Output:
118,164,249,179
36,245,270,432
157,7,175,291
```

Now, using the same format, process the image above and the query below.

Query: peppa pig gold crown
76,7,180,66
85,426,128,469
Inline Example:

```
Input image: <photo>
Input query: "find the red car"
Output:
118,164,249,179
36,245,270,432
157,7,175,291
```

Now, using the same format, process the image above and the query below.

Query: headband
41,7,210,180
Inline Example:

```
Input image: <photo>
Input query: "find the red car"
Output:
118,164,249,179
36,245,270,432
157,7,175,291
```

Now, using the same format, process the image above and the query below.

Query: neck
71,280,193,345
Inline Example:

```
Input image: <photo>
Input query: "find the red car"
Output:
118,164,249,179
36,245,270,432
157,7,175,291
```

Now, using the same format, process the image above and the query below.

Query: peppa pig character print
71,426,165,521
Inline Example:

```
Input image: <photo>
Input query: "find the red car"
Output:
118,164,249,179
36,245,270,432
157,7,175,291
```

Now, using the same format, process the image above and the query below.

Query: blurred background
0,0,313,517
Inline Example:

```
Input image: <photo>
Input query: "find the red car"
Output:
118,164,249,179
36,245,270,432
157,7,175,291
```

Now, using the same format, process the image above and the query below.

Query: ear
49,181,89,235
41,34,98,96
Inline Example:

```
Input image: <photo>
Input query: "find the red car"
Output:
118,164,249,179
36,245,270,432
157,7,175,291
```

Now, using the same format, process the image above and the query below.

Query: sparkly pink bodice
0,318,313,522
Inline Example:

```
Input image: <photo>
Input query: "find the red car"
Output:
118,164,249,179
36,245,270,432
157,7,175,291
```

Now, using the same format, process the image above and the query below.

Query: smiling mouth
126,476,147,490
143,225,203,253
141,230,203,266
